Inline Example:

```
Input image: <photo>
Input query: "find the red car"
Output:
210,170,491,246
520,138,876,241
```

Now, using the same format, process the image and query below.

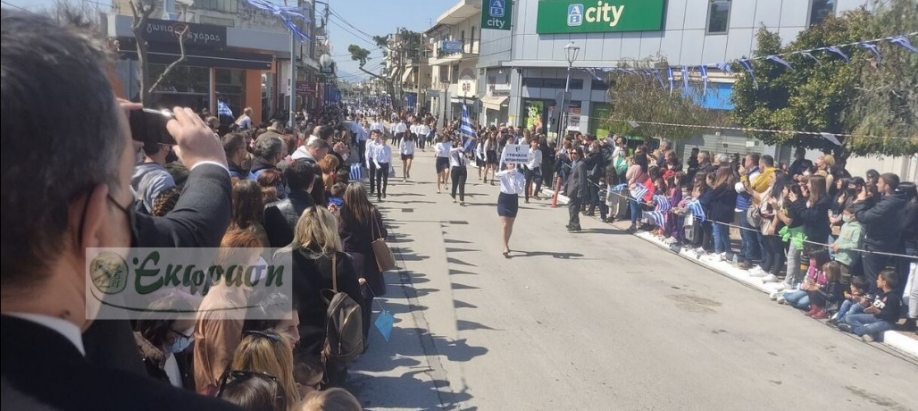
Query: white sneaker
769,290,782,300
719,252,727,262
693,247,705,255
776,296,786,304
774,283,786,291
748,266,766,277
762,274,781,283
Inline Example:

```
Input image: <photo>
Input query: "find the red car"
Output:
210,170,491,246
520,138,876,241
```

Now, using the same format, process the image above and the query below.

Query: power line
327,18,378,48
327,7,377,41
1,0,28,11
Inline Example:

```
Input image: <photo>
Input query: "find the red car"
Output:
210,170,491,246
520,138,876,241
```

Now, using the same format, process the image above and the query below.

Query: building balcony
429,40,479,66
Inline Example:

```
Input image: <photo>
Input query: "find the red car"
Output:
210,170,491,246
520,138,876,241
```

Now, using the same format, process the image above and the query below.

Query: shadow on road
507,250,585,259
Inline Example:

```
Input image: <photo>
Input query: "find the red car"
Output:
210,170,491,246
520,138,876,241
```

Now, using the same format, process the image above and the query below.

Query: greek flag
643,195,672,228
687,200,706,222
217,100,233,118
460,102,476,152
630,183,648,201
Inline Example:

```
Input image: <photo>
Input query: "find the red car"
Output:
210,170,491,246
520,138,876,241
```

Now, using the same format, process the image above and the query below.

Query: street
348,152,918,411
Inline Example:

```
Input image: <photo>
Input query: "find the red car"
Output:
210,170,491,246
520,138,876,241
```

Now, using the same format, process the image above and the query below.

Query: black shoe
826,318,839,328
567,226,581,232
837,323,853,334
626,225,637,233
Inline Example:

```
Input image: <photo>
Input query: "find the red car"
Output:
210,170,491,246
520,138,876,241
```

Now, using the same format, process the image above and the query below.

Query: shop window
706,0,730,34
215,68,246,118
194,0,238,14
809,0,836,27
522,78,584,89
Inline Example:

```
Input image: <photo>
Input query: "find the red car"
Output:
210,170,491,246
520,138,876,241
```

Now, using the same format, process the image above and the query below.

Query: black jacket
264,190,317,247
290,249,363,356
701,185,738,223
565,161,589,199
852,192,907,250
1,316,238,411
83,164,232,376
796,195,831,244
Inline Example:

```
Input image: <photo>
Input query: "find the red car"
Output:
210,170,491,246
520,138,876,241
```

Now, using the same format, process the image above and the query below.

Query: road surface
348,151,918,411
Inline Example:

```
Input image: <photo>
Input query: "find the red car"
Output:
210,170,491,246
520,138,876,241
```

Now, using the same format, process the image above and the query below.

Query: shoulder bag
370,213,397,272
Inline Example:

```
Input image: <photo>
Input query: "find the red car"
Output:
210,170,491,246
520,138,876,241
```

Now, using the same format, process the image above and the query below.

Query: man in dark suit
565,148,588,232
1,11,237,410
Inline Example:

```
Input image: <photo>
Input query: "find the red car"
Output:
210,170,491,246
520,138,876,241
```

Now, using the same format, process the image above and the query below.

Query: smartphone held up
129,108,176,146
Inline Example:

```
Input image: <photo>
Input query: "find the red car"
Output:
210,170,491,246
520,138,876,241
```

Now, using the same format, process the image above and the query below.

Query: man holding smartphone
851,173,906,294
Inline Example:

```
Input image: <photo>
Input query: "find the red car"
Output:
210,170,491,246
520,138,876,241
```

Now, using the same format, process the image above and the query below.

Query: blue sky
3,0,458,80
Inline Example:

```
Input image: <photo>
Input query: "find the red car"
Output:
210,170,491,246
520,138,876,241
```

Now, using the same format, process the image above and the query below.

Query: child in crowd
812,261,845,319
828,276,870,327
779,251,831,317
665,173,685,243
327,183,347,213
293,354,324,399
838,269,902,342
830,204,863,283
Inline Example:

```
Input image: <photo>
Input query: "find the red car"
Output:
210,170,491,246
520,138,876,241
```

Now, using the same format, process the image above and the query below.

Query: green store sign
536,0,666,34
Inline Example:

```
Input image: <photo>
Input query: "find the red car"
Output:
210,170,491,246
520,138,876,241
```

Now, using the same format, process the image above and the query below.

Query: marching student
365,129,382,196
400,132,416,182
496,162,526,258
524,138,543,203
449,138,469,205
434,134,452,194
372,134,392,202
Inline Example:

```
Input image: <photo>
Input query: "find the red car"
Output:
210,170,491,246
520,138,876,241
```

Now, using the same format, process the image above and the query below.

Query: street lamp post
556,41,580,143
550,41,580,208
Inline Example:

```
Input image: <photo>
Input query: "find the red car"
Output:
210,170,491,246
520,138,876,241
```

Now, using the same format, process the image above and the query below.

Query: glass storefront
148,64,209,111
215,68,246,118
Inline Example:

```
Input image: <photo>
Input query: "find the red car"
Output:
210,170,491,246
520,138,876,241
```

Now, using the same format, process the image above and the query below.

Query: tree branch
147,25,190,96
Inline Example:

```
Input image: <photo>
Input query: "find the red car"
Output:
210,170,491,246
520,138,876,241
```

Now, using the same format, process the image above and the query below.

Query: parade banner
501,144,529,165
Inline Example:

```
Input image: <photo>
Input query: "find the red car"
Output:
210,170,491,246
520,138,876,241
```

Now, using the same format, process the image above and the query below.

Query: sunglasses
244,330,282,343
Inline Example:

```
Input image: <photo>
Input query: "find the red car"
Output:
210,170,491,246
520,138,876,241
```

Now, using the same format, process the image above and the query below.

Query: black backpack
321,254,365,366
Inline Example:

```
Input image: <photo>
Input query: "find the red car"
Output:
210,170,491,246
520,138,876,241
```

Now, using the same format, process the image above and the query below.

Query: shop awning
481,95,508,111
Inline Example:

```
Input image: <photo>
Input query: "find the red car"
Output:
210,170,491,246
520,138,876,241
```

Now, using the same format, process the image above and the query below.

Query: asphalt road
348,150,918,411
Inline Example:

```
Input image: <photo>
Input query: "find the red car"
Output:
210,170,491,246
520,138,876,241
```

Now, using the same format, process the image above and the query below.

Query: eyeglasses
170,328,193,339
244,330,281,343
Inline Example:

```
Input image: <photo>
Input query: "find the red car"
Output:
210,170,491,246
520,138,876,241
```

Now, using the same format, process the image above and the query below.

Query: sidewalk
541,186,918,360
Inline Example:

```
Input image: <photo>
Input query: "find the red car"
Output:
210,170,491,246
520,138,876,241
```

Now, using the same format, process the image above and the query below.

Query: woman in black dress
337,183,388,339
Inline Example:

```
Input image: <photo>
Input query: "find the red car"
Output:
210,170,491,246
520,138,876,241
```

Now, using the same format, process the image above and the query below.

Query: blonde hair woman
319,155,340,196
299,388,362,411
286,207,362,386
225,331,300,410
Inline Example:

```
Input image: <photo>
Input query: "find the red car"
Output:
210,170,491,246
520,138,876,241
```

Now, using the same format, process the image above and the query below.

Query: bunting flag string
609,119,917,142
589,32,916,88
699,66,708,96
245,0,312,42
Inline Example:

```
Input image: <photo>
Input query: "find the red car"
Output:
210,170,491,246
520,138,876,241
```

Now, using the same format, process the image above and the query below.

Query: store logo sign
481,0,512,31
537,0,665,34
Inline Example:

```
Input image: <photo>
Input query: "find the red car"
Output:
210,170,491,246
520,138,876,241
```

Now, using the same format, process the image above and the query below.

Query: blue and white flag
858,42,882,64
681,66,689,90
687,200,706,222
653,194,672,213
643,211,666,228
630,183,648,202
666,67,675,93
889,35,918,54
826,46,850,62
246,0,311,41
699,65,709,95
766,55,794,71
653,68,665,89
460,102,476,152
217,100,233,117
738,59,757,88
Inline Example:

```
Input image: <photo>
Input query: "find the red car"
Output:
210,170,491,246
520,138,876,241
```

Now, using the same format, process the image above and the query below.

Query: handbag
370,213,396,272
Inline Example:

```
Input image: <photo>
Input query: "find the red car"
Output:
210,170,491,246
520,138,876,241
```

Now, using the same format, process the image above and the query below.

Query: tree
348,44,397,109
605,58,727,139
845,0,918,155
731,5,918,160
128,0,188,104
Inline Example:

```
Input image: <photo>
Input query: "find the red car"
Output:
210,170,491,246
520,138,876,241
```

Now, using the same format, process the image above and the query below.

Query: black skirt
436,157,450,173
497,192,519,218
401,153,414,161
486,150,498,165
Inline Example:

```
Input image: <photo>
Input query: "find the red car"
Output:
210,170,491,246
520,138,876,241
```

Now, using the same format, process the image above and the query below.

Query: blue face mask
166,329,194,354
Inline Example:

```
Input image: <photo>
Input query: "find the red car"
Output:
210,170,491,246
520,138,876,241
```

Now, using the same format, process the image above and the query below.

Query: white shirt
497,168,526,195
415,124,431,136
400,140,416,156
409,124,418,135
435,141,452,158
372,144,392,166
365,140,379,166
392,122,408,134
369,122,385,133
449,147,467,167
8,313,86,356
527,147,543,169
